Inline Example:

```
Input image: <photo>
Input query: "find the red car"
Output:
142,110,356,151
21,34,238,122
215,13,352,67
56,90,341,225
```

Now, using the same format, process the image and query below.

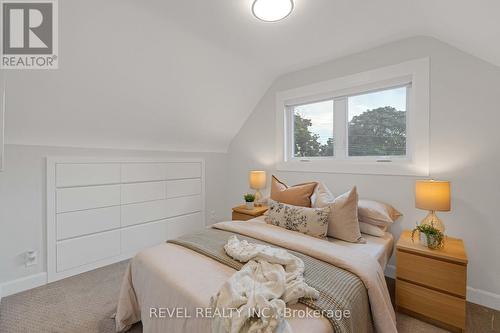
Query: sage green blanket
168,228,373,333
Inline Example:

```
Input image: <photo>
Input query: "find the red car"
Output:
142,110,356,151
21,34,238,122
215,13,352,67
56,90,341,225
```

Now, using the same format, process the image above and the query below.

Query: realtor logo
1,0,58,69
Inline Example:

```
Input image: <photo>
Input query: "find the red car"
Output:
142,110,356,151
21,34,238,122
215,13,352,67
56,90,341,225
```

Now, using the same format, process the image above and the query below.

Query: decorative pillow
359,222,386,237
270,175,317,207
265,200,330,238
358,199,402,228
314,185,365,243
312,182,335,208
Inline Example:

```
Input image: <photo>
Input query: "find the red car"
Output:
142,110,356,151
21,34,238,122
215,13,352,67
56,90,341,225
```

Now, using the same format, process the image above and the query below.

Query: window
292,100,334,158
276,58,429,176
347,86,407,157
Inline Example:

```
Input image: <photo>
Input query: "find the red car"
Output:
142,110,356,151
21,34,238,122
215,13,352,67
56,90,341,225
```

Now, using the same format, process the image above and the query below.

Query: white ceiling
4,0,500,152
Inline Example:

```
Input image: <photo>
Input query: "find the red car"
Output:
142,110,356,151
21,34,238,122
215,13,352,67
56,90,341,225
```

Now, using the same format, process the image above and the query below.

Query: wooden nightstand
232,205,268,221
396,230,468,333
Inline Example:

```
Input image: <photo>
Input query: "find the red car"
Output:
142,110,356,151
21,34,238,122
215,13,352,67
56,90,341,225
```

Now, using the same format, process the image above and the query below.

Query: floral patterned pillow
265,199,330,238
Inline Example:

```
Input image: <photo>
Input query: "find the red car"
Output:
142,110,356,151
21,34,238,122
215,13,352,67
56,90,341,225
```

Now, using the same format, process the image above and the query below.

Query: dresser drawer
56,230,121,272
57,206,121,240
396,279,465,330
166,212,203,240
397,250,466,297
56,163,120,187
56,185,121,213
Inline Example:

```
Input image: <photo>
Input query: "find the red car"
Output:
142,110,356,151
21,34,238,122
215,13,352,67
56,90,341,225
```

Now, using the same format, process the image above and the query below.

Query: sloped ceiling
4,0,500,152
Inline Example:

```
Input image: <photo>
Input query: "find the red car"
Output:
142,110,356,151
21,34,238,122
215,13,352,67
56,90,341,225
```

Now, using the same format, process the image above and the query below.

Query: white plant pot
246,202,254,209
419,233,428,247
419,232,441,249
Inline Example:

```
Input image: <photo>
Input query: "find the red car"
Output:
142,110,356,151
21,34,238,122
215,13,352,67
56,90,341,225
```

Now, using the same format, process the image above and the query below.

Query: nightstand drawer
397,250,466,297
396,279,465,330
232,212,253,221
232,205,268,221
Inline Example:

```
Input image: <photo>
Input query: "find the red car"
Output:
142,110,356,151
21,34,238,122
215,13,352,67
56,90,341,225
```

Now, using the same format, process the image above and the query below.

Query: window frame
276,58,429,176
288,97,335,159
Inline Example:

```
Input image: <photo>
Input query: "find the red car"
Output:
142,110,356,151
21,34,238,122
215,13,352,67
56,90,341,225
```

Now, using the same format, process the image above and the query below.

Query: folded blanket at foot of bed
209,236,319,333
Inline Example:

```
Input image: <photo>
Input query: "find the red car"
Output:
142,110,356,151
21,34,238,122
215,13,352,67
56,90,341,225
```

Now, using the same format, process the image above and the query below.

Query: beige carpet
0,260,450,333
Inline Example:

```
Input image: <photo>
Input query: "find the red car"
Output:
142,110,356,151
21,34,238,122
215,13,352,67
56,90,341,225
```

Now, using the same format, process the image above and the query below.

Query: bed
115,217,396,333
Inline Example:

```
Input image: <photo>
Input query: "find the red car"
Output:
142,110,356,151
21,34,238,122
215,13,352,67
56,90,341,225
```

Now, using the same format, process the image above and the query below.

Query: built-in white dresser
47,158,205,282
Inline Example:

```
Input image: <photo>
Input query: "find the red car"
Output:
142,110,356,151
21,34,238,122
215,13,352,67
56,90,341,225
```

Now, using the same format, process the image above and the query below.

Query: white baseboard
0,272,47,300
467,286,500,311
385,265,500,311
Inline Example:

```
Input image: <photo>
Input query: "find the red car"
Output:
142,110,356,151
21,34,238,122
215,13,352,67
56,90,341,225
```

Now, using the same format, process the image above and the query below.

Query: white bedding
115,220,396,333
252,216,394,270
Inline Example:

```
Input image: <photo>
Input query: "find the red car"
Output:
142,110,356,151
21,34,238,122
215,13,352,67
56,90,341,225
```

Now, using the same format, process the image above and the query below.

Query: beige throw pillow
270,176,317,207
358,199,402,228
265,200,330,238
314,184,364,243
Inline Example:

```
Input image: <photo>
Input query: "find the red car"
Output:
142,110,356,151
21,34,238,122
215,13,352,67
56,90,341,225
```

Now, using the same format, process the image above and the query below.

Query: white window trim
275,57,430,176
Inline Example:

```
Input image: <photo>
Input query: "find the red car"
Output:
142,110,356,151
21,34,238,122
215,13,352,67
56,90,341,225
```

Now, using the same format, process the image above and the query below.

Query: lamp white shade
249,171,266,190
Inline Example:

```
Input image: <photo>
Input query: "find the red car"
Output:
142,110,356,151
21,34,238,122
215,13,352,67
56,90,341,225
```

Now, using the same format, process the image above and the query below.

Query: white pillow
359,222,386,237
312,183,335,208
265,199,330,238
358,199,402,228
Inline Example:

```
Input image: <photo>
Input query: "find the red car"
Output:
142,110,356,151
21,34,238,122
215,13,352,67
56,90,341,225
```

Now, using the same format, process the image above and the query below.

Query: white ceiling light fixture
252,0,294,22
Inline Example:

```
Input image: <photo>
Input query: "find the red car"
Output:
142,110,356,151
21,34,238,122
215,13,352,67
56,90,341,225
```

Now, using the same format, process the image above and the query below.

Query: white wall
228,36,500,310
0,144,231,288
3,0,271,152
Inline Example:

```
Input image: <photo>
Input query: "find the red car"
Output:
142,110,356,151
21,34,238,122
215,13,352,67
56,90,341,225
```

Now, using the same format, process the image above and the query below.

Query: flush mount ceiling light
252,0,294,22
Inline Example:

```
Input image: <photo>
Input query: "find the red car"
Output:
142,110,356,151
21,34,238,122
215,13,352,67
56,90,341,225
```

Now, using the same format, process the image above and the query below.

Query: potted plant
243,193,256,209
411,223,445,249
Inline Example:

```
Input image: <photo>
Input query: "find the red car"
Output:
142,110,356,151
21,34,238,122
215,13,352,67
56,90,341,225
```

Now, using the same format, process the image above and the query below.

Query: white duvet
210,236,319,333
115,220,397,333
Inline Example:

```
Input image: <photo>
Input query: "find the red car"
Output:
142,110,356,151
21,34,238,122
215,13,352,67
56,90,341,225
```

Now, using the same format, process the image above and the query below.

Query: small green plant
243,193,256,202
411,223,445,249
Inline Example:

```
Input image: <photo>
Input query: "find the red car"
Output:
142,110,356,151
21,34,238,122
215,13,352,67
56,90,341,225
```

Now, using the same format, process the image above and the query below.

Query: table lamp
249,171,266,202
415,180,451,233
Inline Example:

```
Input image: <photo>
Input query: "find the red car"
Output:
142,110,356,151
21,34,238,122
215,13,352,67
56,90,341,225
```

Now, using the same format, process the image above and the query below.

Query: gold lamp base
254,190,263,207
420,210,445,233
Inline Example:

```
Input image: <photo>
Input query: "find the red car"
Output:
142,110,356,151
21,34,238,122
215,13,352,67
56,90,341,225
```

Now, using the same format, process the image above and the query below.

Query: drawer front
121,163,166,183
56,163,120,187
166,179,201,198
165,195,202,217
166,212,203,240
56,230,121,272
166,162,201,179
397,250,466,297
57,206,121,240
121,181,166,204
56,185,121,213
121,220,168,255
121,200,168,227
396,279,465,329
232,212,252,221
